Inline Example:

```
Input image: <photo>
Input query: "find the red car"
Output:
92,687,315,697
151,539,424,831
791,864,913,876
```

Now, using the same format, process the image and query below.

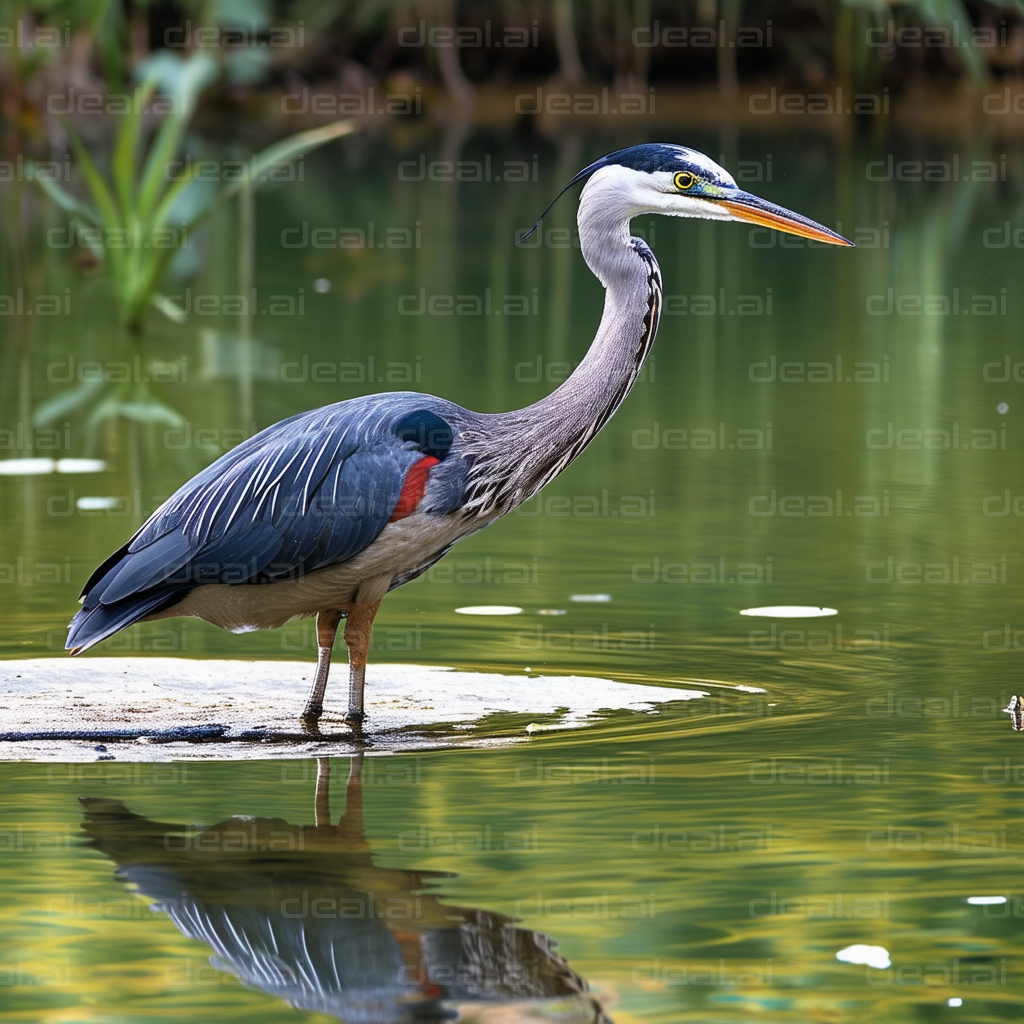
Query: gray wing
67,396,464,652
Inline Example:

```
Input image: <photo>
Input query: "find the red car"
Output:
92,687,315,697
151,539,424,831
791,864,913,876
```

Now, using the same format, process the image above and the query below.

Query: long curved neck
463,179,662,517
539,179,662,434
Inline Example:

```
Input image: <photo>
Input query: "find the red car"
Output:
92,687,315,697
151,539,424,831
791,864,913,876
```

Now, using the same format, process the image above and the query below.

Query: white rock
0,658,710,761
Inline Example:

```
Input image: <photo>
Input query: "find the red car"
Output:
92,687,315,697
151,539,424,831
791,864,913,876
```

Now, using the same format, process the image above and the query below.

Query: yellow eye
674,171,696,190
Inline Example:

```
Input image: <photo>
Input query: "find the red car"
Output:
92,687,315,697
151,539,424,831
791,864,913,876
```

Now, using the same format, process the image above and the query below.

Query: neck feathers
460,185,662,518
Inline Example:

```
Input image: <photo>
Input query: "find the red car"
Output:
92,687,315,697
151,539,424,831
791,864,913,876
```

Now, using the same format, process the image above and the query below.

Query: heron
67,143,851,725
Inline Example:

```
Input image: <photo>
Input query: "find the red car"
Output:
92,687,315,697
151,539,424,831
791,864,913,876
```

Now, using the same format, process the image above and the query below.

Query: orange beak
716,191,853,246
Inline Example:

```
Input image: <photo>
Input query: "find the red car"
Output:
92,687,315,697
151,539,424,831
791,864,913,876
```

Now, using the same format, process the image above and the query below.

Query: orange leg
343,600,380,725
301,610,344,721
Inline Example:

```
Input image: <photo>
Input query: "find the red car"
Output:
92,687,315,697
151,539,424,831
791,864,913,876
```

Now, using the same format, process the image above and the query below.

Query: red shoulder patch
389,456,440,522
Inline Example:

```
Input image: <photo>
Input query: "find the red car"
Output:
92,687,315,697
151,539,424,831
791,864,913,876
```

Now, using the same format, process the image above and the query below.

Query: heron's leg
301,610,344,721
337,751,364,833
343,600,380,725
314,757,331,825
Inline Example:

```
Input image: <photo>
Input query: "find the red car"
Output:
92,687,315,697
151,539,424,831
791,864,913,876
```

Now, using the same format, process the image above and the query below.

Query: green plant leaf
89,0,125,93
66,126,126,282
150,291,188,325
117,400,185,426
136,53,219,226
225,119,359,203
112,79,157,224
189,119,359,232
65,130,120,229
32,379,107,427
149,162,201,233
135,110,189,230
128,240,185,327
30,169,100,227
84,392,129,431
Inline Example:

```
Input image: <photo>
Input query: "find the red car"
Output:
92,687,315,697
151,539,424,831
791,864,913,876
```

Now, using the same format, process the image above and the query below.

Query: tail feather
77,541,131,602
67,589,179,654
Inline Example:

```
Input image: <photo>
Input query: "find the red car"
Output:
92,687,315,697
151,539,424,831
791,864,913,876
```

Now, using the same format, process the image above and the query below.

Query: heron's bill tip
719,196,854,247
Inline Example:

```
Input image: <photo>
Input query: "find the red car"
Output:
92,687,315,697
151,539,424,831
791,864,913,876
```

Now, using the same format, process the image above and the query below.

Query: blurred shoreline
7,0,1024,152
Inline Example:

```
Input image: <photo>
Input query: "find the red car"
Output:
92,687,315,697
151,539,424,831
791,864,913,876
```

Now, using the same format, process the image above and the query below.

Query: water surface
1,128,1022,1022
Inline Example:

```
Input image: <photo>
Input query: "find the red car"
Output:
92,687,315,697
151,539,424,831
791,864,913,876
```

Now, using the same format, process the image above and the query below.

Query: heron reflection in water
78,756,611,1023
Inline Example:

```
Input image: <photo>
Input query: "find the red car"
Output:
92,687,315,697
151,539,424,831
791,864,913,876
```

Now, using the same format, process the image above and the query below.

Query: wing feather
68,396,461,652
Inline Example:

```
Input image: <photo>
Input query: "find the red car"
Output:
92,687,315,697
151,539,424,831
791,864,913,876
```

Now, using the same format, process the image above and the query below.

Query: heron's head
522,143,852,247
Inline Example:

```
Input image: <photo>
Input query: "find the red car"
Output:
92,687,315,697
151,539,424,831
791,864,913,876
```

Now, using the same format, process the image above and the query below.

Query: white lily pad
740,606,838,618
76,497,121,511
56,458,108,473
0,458,57,475
835,944,890,969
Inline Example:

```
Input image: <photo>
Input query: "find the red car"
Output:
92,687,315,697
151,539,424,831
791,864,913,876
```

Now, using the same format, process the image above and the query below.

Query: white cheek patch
581,163,742,224
585,165,662,205
659,198,736,221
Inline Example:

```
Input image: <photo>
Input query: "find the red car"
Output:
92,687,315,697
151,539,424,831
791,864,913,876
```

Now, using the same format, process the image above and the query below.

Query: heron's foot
299,714,324,738
300,703,323,724
343,709,365,731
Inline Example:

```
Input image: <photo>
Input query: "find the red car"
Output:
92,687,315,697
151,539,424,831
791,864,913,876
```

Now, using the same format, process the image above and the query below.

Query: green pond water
1,127,1023,1022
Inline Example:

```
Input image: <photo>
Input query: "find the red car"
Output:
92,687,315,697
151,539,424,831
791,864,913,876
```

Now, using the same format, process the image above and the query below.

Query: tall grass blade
66,129,121,231
205,119,359,218
112,79,157,224
29,170,100,228
66,127,126,283
136,53,218,226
